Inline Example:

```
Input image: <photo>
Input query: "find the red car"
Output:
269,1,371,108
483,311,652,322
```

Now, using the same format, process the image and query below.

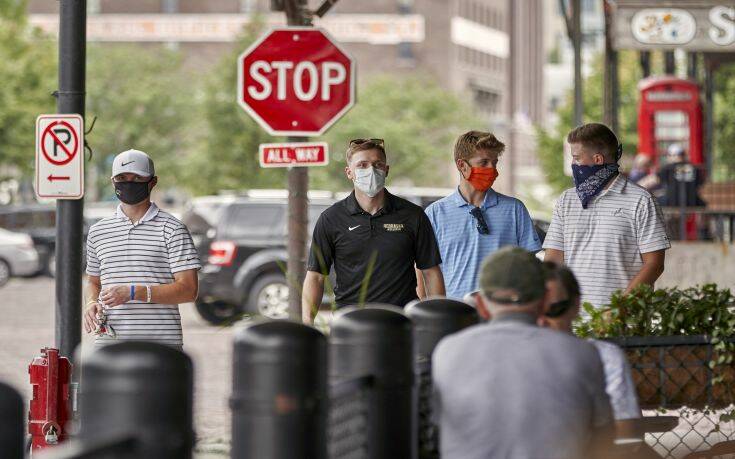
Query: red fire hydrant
28,348,72,453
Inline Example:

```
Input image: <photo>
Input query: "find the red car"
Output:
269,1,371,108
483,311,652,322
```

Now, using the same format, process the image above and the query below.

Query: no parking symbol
35,114,84,199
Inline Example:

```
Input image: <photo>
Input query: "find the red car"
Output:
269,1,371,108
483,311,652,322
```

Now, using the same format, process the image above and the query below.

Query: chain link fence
610,336,735,458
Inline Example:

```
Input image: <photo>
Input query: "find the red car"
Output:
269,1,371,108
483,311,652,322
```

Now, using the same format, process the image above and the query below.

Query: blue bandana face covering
572,163,620,209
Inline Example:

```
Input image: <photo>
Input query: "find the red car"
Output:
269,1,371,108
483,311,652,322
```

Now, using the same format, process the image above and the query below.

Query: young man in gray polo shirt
83,149,201,347
433,247,613,459
544,123,670,308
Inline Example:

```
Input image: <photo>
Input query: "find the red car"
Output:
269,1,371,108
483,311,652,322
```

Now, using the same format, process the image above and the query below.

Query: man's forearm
543,248,564,264
133,283,196,304
86,283,101,304
625,263,664,294
422,267,446,297
302,272,325,324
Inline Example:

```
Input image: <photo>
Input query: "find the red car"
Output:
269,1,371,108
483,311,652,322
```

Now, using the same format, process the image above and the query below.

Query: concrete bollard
0,381,23,459
405,298,479,360
79,342,194,459
230,321,327,459
330,305,415,459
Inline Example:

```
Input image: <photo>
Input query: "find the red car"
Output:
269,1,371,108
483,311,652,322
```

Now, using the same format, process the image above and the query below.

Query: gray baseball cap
479,247,546,304
111,149,155,179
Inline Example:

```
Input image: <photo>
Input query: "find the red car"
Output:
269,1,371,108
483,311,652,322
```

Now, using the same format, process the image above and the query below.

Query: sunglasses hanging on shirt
470,207,489,235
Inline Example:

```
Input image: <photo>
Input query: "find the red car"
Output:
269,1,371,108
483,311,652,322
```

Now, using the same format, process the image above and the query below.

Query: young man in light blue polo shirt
425,131,541,299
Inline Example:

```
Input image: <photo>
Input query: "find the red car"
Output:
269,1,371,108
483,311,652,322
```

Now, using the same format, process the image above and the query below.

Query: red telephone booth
638,76,703,167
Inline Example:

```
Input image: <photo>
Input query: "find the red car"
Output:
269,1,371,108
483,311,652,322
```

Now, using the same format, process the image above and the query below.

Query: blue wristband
130,285,135,302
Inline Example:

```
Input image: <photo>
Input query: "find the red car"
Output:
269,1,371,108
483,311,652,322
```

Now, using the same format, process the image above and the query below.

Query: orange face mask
465,165,499,192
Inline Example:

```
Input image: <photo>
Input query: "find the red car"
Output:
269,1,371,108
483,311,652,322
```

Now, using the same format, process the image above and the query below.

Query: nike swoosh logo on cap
121,161,135,167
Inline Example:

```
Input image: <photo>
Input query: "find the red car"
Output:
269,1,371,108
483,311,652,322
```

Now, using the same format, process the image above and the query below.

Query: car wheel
248,273,290,320
0,259,10,287
47,252,56,278
194,300,241,325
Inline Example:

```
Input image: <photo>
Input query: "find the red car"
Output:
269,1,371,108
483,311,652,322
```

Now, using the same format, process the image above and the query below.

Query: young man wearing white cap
83,149,201,347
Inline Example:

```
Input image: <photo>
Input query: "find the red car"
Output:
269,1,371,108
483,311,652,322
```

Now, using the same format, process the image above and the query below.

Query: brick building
28,0,545,194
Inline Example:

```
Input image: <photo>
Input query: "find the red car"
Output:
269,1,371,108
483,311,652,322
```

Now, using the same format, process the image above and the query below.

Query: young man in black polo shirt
302,138,445,323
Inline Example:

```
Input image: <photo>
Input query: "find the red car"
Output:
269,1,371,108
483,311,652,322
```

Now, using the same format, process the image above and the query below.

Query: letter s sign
709,6,735,46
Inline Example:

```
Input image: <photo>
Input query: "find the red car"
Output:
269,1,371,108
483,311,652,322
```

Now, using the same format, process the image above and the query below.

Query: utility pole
664,51,676,75
55,0,86,358
284,0,311,321
560,0,583,127
639,51,651,78
506,0,516,195
572,0,582,127
602,0,618,133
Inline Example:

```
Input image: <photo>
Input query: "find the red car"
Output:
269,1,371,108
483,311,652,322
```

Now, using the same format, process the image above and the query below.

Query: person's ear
344,165,353,181
149,176,158,189
384,165,389,178
456,159,470,178
475,294,492,321
593,153,606,165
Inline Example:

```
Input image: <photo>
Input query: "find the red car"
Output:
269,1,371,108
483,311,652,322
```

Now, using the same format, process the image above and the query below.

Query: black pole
704,58,715,180
687,52,698,79
0,382,23,459
640,51,651,78
231,321,327,459
330,306,415,459
572,0,582,127
55,0,86,358
664,51,676,75
79,342,193,458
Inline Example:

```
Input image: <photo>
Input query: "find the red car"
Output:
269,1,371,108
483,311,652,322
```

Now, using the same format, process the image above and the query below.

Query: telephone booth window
654,110,690,162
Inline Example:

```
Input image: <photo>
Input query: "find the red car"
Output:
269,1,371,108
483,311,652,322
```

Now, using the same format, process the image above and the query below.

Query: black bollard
230,321,327,459
79,342,194,459
0,381,23,459
405,298,479,360
330,305,415,459
406,298,479,459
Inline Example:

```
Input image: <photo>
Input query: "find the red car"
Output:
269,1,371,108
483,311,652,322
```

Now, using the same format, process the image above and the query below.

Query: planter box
606,335,735,410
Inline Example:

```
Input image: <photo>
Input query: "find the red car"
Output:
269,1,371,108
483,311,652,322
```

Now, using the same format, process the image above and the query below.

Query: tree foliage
189,20,482,195
537,51,643,195
85,44,197,199
0,0,56,178
714,63,735,182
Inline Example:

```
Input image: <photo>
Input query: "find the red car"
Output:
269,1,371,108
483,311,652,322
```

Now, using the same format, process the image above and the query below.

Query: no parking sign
35,114,84,199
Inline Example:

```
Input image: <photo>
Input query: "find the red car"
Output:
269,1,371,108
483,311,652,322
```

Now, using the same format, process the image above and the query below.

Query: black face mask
114,180,151,205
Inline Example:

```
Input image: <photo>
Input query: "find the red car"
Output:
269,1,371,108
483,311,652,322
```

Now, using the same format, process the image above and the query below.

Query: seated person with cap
432,247,613,459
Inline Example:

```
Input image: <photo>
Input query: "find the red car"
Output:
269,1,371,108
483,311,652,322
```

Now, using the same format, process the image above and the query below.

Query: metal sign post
239,0,354,321
55,0,86,358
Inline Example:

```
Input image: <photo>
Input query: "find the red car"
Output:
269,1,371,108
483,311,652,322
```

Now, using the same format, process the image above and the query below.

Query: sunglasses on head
469,207,489,235
545,298,574,318
349,138,385,147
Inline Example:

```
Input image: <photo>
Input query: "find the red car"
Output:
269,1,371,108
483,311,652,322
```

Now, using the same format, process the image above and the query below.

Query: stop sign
237,27,356,136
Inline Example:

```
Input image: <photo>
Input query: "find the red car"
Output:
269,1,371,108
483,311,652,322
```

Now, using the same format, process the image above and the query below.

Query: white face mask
353,166,386,198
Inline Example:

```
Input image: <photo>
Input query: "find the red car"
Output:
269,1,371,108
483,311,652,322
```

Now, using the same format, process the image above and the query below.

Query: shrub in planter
575,284,735,412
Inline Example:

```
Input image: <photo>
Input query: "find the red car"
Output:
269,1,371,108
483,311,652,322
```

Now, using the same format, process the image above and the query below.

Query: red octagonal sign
238,27,356,136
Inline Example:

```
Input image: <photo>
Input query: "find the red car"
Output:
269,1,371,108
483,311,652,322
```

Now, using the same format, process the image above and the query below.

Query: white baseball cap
111,149,155,179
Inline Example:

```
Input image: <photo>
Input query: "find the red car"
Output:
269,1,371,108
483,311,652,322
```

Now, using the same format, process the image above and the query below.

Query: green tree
0,0,56,178
185,19,285,196
714,63,735,182
85,44,198,199
188,21,482,195
537,50,643,195
311,75,481,191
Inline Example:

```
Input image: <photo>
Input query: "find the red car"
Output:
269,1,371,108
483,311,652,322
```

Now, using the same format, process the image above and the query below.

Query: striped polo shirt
86,203,201,347
425,188,541,299
543,175,670,308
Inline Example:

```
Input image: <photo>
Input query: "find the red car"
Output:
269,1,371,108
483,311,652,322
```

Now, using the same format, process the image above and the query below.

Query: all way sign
35,114,84,199
259,142,329,168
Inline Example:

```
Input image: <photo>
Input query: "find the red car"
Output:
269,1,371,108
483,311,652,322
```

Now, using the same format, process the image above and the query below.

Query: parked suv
189,196,334,324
